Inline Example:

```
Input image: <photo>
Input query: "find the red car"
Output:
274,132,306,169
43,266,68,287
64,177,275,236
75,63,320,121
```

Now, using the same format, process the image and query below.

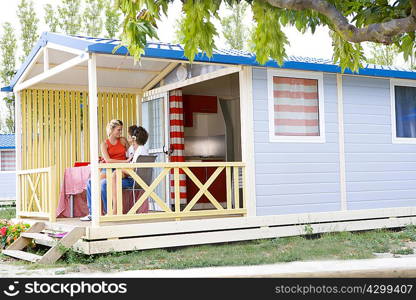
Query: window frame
267,68,326,143
390,79,416,144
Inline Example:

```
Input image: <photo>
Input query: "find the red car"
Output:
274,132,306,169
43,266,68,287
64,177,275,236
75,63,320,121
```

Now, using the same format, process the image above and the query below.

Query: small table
56,165,91,218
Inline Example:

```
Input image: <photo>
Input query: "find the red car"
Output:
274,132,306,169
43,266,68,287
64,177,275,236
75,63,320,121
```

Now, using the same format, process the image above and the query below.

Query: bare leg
112,171,118,215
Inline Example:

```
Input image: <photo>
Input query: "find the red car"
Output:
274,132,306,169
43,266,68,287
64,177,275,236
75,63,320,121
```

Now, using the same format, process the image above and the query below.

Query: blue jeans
86,177,135,215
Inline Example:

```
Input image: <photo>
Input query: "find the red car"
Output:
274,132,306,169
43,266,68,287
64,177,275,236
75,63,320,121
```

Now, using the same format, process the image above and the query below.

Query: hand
126,156,133,163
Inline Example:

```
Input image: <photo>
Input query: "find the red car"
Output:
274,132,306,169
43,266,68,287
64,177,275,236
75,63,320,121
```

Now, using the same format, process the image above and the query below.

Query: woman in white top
111,126,149,214
126,125,138,159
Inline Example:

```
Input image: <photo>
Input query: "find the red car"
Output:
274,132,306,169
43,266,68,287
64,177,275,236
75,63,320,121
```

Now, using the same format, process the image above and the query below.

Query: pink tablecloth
56,166,91,218
56,166,149,217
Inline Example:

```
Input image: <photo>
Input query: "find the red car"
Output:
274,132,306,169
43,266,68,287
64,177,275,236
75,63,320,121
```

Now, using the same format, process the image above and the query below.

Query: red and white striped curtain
169,89,187,204
273,76,320,136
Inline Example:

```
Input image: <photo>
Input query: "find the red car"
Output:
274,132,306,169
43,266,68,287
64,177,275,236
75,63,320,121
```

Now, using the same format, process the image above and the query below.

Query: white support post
88,53,100,227
239,66,257,217
15,91,22,217
337,74,348,211
43,47,49,72
136,93,142,125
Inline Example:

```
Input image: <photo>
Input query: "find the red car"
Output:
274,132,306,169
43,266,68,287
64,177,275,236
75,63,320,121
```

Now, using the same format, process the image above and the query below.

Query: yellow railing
16,166,56,222
98,162,246,223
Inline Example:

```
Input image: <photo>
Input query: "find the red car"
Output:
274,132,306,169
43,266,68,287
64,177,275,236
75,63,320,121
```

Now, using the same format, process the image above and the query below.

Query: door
142,92,170,211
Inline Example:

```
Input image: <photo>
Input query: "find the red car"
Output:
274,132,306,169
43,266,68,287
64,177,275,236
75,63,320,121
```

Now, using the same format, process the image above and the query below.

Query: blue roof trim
87,43,257,65
1,86,12,92
4,31,416,92
0,134,15,149
89,42,416,80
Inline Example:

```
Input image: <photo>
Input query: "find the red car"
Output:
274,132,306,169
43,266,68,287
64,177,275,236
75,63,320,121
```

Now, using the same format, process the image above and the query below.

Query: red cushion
74,162,90,167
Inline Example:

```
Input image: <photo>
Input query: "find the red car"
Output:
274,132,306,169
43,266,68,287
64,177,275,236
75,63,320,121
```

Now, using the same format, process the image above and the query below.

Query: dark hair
117,120,123,126
132,126,149,146
128,125,138,137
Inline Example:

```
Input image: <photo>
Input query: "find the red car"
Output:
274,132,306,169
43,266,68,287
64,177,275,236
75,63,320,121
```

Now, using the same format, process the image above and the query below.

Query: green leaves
331,31,365,72
113,0,416,70
116,0,178,61
399,33,415,63
17,0,39,62
179,0,220,62
0,22,17,86
251,0,288,65
83,0,106,37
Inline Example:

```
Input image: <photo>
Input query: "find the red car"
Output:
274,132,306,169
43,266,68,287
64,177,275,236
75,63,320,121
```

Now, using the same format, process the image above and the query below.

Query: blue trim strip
1,86,12,92
88,43,416,80
0,147,15,150
4,31,416,92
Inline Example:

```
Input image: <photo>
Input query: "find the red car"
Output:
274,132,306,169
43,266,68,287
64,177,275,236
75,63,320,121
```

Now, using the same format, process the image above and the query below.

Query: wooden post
43,47,49,72
15,91,22,218
239,66,256,216
88,53,100,227
136,93,142,125
337,74,348,211
226,166,231,209
48,166,56,222
174,167,180,220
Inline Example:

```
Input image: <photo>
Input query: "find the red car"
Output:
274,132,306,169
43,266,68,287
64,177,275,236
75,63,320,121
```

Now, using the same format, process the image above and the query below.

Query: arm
100,141,131,163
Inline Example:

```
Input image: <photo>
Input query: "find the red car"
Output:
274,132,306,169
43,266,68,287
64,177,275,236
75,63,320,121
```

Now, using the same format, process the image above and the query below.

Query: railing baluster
226,166,232,210
242,167,246,210
234,166,239,209
116,168,123,215
49,166,56,222
174,167,180,220
41,173,45,212
97,169,102,217
106,168,113,215
45,172,49,213
24,174,28,212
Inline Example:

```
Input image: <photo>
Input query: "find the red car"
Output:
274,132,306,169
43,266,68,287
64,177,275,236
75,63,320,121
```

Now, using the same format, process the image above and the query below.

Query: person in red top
81,120,132,221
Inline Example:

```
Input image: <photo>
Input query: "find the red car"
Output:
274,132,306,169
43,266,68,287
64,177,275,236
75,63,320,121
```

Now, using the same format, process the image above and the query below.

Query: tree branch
264,0,416,44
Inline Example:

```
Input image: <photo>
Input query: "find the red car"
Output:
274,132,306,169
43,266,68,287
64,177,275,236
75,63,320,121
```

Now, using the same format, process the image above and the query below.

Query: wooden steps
2,222,85,264
21,232,57,247
2,250,42,263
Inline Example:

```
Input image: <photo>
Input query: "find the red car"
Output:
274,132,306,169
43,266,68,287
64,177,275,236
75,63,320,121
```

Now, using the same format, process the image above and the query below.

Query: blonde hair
106,119,123,137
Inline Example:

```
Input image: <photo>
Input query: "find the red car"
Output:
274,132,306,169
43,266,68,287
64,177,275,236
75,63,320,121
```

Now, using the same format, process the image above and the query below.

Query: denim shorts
100,168,115,175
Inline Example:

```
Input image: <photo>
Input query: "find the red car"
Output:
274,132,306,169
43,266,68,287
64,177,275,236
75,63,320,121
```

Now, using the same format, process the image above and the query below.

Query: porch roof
0,134,15,149
3,31,416,92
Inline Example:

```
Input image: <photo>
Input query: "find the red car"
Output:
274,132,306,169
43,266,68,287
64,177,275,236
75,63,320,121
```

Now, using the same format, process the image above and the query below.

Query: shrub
0,220,30,249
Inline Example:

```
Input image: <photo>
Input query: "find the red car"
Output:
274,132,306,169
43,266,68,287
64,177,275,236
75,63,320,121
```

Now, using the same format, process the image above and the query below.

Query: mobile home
1,32,416,262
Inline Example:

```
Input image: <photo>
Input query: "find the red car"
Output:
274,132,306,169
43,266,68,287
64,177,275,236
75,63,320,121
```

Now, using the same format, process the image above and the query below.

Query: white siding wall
252,68,341,215
343,76,416,209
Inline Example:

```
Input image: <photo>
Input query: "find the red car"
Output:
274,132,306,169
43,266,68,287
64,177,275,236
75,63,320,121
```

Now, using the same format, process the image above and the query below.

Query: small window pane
273,76,320,136
395,86,416,138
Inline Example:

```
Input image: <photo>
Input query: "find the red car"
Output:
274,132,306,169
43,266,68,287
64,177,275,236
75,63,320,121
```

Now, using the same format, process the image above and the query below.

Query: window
0,150,15,171
267,69,325,142
391,83,416,143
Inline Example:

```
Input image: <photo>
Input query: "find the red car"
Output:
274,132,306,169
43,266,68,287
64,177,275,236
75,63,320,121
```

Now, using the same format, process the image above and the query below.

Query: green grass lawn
1,208,415,274
0,206,16,220
2,226,414,274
